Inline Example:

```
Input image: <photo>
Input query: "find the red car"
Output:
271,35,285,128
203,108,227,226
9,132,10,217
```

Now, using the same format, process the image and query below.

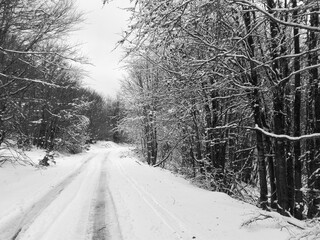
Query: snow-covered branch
0,73,59,87
254,125,320,141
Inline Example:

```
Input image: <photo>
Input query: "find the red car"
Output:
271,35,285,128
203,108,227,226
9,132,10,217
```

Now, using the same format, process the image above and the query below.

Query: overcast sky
70,0,131,98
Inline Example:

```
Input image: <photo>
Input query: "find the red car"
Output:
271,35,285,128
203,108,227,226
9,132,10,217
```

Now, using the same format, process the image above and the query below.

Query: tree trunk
273,88,289,215
265,136,277,209
292,0,303,219
280,13,293,215
201,80,215,172
144,109,157,165
266,0,290,215
0,101,5,146
36,106,47,148
191,107,204,173
307,8,320,218
243,8,268,209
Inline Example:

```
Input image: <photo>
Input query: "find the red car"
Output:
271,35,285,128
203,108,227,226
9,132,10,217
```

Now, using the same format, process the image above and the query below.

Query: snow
0,148,95,239
107,148,294,240
0,142,305,240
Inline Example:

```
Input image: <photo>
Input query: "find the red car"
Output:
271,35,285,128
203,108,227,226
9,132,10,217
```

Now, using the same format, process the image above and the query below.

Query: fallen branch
242,211,306,230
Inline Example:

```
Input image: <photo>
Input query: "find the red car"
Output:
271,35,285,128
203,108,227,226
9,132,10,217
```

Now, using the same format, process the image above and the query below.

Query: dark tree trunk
48,117,58,150
273,90,289,215
265,137,277,209
292,0,303,219
209,79,224,170
189,139,196,178
285,95,294,215
36,106,47,148
0,100,6,146
203,98,214,171
256,125,268,209
144,109,157,165
283,49,294,215
307,8,320,218
280,16,293,215
243,8,268,209
266,0,290,215
202,79,219,172
192,108,204,173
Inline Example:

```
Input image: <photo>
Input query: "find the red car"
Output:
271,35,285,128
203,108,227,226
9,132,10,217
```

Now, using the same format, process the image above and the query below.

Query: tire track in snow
92,163,107,239
91,153,123,240
0,154,95,240
114,158,192,240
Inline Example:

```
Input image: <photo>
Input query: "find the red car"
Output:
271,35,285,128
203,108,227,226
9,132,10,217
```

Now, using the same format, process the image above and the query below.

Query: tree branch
254,124,320,141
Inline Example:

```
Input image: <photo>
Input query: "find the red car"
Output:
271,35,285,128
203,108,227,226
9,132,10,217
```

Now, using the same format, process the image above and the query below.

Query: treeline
118,0,320,219
0,0,125,156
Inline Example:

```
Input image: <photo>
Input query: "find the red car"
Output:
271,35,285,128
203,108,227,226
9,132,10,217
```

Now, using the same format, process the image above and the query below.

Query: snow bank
0,147,92,235
106,147,299,240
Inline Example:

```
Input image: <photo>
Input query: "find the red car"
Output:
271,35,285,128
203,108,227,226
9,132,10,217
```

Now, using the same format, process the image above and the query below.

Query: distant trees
84,90,127,143
117,0,320,220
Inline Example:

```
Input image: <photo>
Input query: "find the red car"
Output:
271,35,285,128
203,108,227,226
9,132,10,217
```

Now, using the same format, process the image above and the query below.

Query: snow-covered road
0,143,300,240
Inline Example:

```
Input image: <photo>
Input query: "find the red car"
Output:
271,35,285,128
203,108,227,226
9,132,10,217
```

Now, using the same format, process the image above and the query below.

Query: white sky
70,0,131,98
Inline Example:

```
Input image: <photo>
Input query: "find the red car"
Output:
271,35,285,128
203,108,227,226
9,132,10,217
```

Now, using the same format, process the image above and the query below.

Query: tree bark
243,8,268,209
273,87,289,215
265,136,277,209
266,0,290,215
307,8,320,218
292,0,303,219
0,101,5,146
191,107,204,173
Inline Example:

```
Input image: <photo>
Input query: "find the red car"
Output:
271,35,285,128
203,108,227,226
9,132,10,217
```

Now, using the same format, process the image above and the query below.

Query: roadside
106,147,301,240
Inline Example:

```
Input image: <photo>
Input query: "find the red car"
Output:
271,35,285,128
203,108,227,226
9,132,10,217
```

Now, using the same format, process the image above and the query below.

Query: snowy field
0,142,311,240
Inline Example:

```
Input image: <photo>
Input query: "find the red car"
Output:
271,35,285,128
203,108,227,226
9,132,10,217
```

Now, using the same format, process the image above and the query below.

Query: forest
117,0,320,220
0,0,124,160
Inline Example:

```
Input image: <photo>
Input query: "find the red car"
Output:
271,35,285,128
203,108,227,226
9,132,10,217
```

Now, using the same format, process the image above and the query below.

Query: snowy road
0,143,298,240
0,146,123,240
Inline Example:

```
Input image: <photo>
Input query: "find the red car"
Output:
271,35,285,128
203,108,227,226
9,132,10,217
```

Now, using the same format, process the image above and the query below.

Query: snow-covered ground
0,142,309,239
